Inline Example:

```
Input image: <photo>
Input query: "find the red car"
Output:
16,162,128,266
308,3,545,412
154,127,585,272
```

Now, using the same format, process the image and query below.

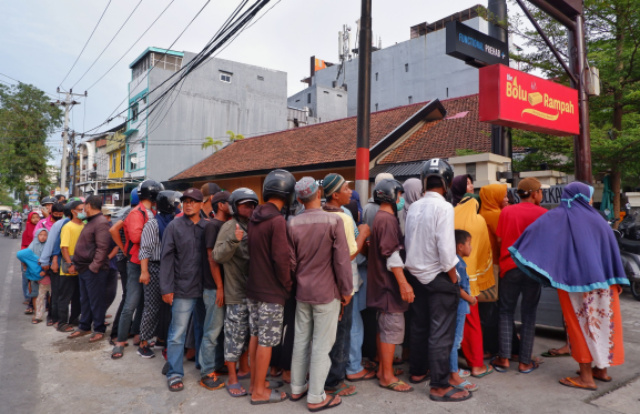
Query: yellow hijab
455,197,494,296
479,184,508,260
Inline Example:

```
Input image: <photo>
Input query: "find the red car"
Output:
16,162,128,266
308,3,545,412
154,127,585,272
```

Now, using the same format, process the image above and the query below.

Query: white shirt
404,191,459,285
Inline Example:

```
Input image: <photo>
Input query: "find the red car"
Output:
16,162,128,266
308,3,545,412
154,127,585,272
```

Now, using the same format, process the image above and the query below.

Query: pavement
1,235,639,414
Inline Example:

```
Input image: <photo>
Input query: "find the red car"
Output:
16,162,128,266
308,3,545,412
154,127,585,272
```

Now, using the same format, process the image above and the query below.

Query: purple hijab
509,182,628,292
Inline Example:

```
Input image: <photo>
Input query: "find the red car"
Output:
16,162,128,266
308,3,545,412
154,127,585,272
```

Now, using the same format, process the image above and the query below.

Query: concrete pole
355,0,372,200
60,92,70,195
572,14,592,183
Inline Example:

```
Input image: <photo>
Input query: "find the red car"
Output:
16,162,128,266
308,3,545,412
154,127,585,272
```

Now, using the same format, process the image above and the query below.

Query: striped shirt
139,218,161,262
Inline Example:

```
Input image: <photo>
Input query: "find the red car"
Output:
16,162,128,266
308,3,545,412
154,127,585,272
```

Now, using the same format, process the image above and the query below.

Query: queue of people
15,160,628,410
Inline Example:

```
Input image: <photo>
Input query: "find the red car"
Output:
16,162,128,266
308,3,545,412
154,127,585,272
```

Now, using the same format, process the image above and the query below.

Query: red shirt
496,202,547,277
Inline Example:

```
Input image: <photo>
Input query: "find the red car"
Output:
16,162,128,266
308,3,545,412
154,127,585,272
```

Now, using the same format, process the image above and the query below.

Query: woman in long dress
509,182,628,390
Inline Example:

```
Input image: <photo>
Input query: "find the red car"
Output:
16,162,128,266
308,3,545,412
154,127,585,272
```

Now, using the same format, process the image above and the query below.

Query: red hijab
21,211,40,249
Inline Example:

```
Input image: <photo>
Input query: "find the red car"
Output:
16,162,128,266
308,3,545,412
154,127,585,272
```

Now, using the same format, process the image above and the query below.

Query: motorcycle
613,206,640,301
10,221,20,239
2,218,10,237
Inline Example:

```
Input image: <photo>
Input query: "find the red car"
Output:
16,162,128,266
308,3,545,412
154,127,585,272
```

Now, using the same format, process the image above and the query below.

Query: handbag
477,264,499,302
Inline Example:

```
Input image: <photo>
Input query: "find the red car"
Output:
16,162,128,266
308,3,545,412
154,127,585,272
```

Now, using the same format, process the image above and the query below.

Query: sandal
409,374,429,384
325,383,357,397
346,369,376,382
168,377,184,392
290,389,308,402
429,387,472,402
559,377,597,390
490,357,509,373
519,361,540,374
541,348,570,357
32,319,42,324
57,323,74,333
226,382,247,397
68,330,91,339
308,395,342,412
89,333,104,343
250,389,289,405
111,345,124,359
452,379,478,392
471,363,494,378
379,380,414,393
46,319,54,326
24,308,34,315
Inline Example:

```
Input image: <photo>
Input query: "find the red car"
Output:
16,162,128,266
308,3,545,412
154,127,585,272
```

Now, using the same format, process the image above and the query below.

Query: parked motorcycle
614,206,640,301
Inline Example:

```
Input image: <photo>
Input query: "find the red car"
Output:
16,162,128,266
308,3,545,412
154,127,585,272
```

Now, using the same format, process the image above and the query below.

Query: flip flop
325,383,357,397
32,319,43,324
226,382,247,397
519,361,540,374
576,370,612,382
559,377,597,390
270,368,283,378
167,377,184,392
68,329,92,339
308,395,342,412
429,387,472,402
471,363,494,378
89,333,104,343
290,389,308,402
268,380,284,389
458,369,471,378
111,345,124,359
452,380,478,392
490,357,508,373
541,348,570,357
250,389,289,405
379,380,414,393
346,369,376,382
237,372,251,380
409,374,429,384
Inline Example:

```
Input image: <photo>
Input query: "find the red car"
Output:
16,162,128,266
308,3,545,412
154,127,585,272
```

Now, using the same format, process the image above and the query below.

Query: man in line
58,200,86,333
198,190,230,390
68,195,112,342
213,188,258,396
491,177,547,373
247,170,295,404
33,196,58,235
405,159,471,402
39,202,67,327
112,180,163,358
201,183,222,219
289,177,353,412
159,188,207,392
321,173,370,396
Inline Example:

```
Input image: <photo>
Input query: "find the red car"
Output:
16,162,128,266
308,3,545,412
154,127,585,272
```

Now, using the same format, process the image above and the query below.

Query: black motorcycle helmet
421,158,454,192
263,169,296,207
156,190,177,215
374,179,402,206
228,188,259,216
139,180,164,202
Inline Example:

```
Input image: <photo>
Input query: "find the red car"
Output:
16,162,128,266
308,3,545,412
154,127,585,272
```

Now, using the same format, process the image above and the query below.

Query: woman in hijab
451,174,478,207
453,178,495,377
509,182,628,390
20,211,41,313
399,178,422,235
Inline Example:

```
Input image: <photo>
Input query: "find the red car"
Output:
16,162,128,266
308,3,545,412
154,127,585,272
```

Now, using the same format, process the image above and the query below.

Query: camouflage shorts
224,301,249,362
247,299,284,348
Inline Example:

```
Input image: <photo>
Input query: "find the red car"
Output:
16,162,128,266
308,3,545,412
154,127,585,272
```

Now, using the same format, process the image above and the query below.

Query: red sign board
479,64,579,136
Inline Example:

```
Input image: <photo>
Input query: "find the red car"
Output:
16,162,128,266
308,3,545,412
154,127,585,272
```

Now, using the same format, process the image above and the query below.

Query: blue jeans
346,289,365,375
167,298,198,379
198,289,225,376
116,262,143,343
449,312,467,373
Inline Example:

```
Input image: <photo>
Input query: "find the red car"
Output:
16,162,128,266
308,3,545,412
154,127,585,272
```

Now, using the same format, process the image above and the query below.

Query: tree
509,0,640,219
0,83,63,201
201,136,223,152
226,130,244,142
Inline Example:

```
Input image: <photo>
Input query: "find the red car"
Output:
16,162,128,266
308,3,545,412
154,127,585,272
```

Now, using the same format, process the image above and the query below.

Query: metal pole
60,93,70,195
488,0,511,158
573,14,592,183
355,0,372,199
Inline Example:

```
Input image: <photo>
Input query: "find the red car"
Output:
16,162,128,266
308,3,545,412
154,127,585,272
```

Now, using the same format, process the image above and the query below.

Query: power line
71,0,145,89
58,0,113,88
85,0,177,91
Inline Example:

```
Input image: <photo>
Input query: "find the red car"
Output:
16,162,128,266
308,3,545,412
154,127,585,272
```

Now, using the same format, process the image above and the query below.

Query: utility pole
355,0,372,200
488,0,511,158
70,132,77,197
53,88,85,197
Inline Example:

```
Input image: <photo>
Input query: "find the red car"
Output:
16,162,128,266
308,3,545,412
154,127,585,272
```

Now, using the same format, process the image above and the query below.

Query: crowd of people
15,159,628,410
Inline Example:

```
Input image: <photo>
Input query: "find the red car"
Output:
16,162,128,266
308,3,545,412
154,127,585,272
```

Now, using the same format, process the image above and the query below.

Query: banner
479,64,579,136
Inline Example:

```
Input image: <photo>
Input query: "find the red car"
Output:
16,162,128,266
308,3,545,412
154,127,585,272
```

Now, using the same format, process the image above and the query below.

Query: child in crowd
450,230,478,392
17,228,50,323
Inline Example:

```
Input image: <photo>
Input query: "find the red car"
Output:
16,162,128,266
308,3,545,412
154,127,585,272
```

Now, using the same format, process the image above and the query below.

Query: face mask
52,215,62,221
77,212,87,221
396,197,405,211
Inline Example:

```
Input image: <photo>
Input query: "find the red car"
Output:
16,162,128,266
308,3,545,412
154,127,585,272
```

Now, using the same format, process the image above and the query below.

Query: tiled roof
378,94,491,164
170,102,428,181
170,94,490,181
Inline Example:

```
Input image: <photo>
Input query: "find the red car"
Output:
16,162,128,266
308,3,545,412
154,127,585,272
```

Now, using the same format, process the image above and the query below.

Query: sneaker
199,373,224,391
137,345,155,359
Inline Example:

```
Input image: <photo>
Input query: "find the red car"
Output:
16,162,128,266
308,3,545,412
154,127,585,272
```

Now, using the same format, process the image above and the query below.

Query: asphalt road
1,235,639,414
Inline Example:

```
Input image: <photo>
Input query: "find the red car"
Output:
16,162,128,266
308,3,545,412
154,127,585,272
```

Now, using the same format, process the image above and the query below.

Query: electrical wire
71,0,145,89
58,0,113,88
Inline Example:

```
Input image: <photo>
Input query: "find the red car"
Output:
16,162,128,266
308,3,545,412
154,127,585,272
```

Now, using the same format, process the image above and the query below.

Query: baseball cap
517,177,545,195
323,173,352,198
295,177,319,200
201,182,221,201
180,188,204,202
211,191,230,206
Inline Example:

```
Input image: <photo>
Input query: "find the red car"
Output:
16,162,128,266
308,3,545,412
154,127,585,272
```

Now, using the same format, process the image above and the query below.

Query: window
466,163,477,181
375,72,378,81
257,75,264,81
111,154,116,173
120,151,125,171
130,153,138,171
220,71,232,83
408,96,413,104
323,91,329,94
405,63,409,72
131,103,139,122
446,87,449,98
151,52,182,73
307,93,311,104
337,94,343,98
375,103,378,111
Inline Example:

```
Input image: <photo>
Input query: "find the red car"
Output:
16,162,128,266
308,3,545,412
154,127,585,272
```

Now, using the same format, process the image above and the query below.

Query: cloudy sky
2,0,489,160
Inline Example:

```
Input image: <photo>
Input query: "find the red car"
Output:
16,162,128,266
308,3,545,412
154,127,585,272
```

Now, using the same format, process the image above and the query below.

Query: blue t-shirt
455,254,470,315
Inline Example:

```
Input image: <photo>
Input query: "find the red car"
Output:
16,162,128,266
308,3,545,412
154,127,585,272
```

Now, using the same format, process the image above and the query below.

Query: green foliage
0,83,62,200
0,187,19,210
201,136,223,152
226,130,244,142
455,148,482,156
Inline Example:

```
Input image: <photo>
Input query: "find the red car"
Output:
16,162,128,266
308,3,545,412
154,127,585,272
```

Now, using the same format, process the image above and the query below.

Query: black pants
479,302,521,356
58,275,81,325
110,259,129,339
325,300,353,389
271,295,296,371
409,272,459,389
361,308,378,360
78,269,109,333
104,268,118,311
498,268,541,365
49,269,60,323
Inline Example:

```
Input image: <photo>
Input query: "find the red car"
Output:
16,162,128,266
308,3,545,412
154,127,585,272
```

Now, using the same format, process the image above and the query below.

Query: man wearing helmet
213,187,258,396
246,170,295,404
404,158,471,402
33,196,62,235
112,179,163,358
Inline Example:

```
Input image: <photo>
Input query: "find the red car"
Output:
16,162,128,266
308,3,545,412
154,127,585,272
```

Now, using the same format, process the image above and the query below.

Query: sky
1,0,489,163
